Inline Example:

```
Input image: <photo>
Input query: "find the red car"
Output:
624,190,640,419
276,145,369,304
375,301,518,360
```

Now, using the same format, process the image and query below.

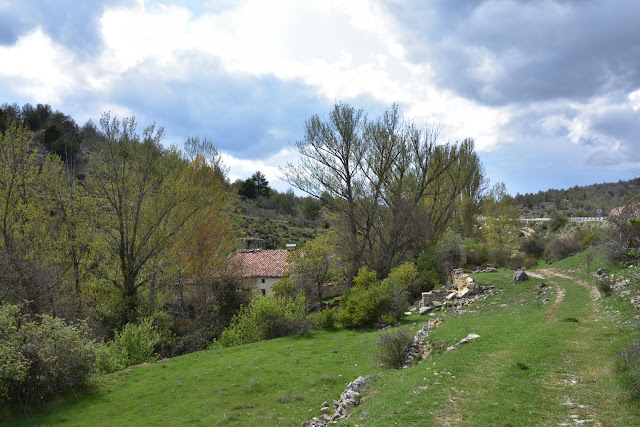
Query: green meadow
5,255,640,426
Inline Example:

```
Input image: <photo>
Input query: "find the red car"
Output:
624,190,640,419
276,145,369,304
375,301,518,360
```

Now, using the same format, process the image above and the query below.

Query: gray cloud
0,0,127,54
390,0,640,105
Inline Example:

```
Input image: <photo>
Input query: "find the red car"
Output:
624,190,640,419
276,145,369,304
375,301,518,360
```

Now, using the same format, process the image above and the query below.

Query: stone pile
403,318,442,367
303,376,371,426
472,266,498,273
419,270,491,314
536,282,550,305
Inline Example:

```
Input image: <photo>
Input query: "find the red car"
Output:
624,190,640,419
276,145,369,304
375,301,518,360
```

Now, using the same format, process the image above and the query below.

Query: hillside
5,254,639,426
514,177,640,218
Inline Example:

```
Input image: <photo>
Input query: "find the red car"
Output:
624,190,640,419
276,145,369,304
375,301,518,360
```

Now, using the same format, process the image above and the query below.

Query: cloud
391,0,640,105
1,0,639,196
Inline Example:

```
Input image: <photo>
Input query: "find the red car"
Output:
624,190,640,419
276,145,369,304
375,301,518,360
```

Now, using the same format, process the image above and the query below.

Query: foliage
338,267,408,328
0,303,96,405
521,237,546,258
238,171,271,199
284,236,338,309
548,211,568,232
482,182,520,266
416,246,441,293
546,236,581,261
374,328,412,369
281,103,484,284
301,197,322,220
88,115,231,326
463,238,491,267
217,295,308,347
311,308,338,330
96,318,159,374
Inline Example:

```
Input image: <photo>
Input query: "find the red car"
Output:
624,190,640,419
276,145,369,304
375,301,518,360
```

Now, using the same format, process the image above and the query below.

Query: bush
217,295,308,347
338,268,408,328
96,318,159,374
549,211,568,232
521,237,545,258
312,308,337,330
0,303,97,405
597,275,615,297
374,329,412,369
616,343,640,401
463,238,491,268
547,236,581,261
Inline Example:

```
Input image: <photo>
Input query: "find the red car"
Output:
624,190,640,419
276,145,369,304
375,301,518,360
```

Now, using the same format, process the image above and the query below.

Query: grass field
3,255,639,426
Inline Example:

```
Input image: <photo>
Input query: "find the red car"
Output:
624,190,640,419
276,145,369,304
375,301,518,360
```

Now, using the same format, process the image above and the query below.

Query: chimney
286,244,297,252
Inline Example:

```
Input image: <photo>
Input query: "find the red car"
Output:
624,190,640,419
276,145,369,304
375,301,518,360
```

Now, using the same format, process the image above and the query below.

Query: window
261,289,266,296
261,278,266,283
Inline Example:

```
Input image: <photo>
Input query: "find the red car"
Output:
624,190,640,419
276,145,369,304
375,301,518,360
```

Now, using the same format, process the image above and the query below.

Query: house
232,248,292,296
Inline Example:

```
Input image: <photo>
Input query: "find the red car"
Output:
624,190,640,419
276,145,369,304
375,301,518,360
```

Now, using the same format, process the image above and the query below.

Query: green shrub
338,268,408,328
546,236,581,261
217,295,308,347
96,318,159,374
616,343,640,401
374,328,412,369
463,238,491,267
521,237,545,258
312,308,337,330
0,303,97,405
549,211,568,232
580,229,604,249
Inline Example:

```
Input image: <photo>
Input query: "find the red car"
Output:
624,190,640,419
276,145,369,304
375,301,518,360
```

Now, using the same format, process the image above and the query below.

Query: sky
1,0,639,195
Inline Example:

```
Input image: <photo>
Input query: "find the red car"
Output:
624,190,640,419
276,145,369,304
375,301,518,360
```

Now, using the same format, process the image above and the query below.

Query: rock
432,300,443,308
596,268,604,276
484,267,498,273
513,270,529,282
446,292,457,301
321,406,330,414
404,311,412,316
419,306,432,315
456,287,470,298
447,333,480,351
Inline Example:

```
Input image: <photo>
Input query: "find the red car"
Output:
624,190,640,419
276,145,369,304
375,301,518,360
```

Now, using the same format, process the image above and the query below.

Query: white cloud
0,28,77,103
221,147,299,193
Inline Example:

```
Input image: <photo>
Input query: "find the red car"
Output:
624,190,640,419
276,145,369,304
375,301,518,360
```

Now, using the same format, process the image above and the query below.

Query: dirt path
533,269,601,301
533,268,604,426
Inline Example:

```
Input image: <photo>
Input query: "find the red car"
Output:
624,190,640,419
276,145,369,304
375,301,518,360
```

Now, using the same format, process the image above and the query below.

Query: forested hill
514,177,640,218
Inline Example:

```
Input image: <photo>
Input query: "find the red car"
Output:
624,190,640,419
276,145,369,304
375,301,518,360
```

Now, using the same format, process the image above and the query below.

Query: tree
282,103,484,281
251,171,271,198
301,197,322,220
482,182,520,265
88,114,222,325
285,236,339,309
0,121,61,311
281,103,370,285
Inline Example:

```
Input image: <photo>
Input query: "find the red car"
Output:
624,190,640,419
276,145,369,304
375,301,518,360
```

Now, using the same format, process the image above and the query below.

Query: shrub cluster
338,268,408,328
217,295,308,347
0,303,97,405
95,318,160,374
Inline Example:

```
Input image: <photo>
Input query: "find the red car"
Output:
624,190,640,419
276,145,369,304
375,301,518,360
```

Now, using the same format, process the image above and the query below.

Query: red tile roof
232,249,290,278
